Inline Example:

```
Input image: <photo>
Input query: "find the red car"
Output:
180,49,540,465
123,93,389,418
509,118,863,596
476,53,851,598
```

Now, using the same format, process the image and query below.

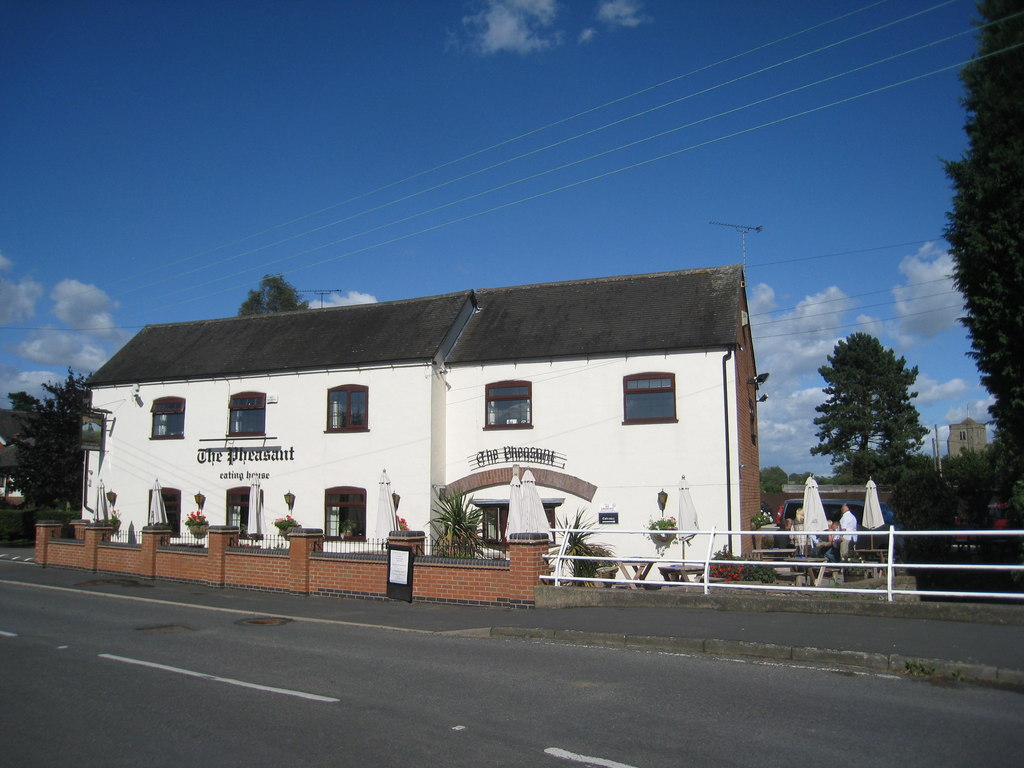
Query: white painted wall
89,362,437,535
444,350,738,556
89,348,741,559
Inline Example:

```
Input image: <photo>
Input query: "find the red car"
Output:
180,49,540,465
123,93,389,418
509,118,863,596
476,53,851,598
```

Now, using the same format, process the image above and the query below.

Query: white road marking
0,630,17,637
99,653,340,702
545,747,639,768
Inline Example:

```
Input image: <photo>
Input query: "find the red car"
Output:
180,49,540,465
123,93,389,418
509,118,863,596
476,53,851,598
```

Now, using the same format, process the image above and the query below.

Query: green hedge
0,508,80,542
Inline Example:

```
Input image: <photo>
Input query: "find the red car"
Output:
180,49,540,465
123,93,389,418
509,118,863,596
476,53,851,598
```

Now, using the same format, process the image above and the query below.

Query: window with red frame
228,392,266,436
485,381,532,428
623,373,677,424
327,385,368,431
151,397,185,438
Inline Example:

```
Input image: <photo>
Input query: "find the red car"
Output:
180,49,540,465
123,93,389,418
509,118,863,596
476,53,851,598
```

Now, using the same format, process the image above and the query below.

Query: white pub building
86,265,763,556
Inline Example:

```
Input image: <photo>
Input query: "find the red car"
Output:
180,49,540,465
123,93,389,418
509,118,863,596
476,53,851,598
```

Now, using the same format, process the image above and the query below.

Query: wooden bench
751,548,796,561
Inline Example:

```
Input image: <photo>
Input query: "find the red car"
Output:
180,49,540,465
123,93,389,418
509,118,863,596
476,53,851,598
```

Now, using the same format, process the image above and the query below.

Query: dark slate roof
89,292,474,386
446,265,743,364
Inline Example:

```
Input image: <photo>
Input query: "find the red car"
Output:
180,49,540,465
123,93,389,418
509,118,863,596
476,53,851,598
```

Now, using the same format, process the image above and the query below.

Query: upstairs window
151,397,185,439
229,392,266,436
485,381,532,429
623,373,677,424
327,385,368,432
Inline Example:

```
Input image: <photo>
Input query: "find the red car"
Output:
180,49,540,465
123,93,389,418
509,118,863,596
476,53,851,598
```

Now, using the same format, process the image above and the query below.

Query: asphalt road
2,577,1022,767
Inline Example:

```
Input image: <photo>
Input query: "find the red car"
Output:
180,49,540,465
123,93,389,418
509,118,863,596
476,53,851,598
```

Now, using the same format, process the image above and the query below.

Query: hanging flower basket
188,524,209,539
650,532,675,545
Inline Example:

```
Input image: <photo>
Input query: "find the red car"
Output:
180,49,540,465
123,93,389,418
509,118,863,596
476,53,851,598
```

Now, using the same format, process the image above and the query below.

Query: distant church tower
947,417,988,456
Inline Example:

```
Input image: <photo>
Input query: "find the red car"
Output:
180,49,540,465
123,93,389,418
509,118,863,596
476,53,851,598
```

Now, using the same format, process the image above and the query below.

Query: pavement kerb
488,625,1023,686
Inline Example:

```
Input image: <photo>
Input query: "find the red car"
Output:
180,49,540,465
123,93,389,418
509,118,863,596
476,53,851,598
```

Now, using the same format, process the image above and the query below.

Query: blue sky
0,0,995,474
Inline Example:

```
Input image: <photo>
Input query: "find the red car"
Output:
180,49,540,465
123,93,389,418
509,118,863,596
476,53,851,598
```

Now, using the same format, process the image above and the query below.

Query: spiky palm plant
431,489,483,558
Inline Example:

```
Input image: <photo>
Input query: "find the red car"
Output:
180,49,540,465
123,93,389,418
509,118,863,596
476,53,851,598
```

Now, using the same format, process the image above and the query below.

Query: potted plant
647,516,677,546
274,515,299,537
185,510,209,539
557,509,614,585
396,516,410,532
338,519,357,539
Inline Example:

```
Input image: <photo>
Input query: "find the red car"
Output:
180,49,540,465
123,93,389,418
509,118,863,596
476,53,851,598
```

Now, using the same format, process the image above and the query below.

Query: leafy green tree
11,371,89,508
811,333,928,484
238,274,309,315
942,448,996,527
944,1,1024,465
760,466,788,494
7,391,40,411
891,464,957,561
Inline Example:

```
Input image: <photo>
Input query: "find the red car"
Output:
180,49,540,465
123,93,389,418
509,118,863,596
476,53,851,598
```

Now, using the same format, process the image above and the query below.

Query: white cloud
50,279,120,339
0,252,43,324
596,0,651,29
913,373,970,405
14,331,109,372
0,364,54,404
578,27,597,44
319,290,378,308
460,0,563,55
0,274,43,324
893,243,962,338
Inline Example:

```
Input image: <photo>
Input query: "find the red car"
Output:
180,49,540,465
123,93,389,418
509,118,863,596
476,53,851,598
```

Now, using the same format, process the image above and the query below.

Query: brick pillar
206,526,238,587
507,532,551,605
34,521,63,566
83,522,112,572
71,519,89,540
286,528,323,594
387,530,426,555
140,525,172,579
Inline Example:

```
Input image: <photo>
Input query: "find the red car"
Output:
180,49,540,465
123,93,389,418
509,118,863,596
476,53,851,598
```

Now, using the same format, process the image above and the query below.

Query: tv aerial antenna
297,288,344,309
710,221,763,271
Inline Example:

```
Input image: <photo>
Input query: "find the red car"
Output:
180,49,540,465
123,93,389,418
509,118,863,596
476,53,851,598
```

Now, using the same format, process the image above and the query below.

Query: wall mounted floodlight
748,372,770,386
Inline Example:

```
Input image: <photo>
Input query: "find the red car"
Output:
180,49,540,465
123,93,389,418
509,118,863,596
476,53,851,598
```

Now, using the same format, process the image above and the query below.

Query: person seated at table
820,520,842,562
773,516,793,548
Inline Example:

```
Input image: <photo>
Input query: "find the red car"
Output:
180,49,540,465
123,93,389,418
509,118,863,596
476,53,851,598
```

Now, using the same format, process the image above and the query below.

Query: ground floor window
159,487,182,535
325,486,366,539
478,500,559,544
226,487,251,530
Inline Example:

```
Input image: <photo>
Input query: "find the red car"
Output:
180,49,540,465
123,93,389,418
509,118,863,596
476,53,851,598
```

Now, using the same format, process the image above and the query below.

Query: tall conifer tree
811,333,927,484
944,0,1024,461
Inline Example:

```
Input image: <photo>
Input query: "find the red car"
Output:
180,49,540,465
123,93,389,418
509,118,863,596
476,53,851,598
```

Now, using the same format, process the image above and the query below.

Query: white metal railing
542,526,1024,602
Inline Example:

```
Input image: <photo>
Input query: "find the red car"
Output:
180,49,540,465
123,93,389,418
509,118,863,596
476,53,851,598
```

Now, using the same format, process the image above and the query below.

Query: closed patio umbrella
375,470,398,540
96,481,109,522
678,474,699,539
248,479,263,537
503,470,526,538
801,476,827,554
149,480,169,526
862,478,885,530
520,470,552,541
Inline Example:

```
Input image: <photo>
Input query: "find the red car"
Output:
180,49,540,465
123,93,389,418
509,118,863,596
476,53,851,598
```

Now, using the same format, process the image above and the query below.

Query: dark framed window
485,381,532,429
623,373,677,424
229,392,266,436
327,385,368,432
151,397,185,439
325,486,366,539
151,487,182,535
226,486,254,530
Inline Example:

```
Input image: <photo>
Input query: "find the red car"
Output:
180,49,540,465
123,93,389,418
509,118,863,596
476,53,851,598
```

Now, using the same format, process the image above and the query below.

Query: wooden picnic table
784,556,832,586
615,558,655,587
751,548,796,561
658,564,705,583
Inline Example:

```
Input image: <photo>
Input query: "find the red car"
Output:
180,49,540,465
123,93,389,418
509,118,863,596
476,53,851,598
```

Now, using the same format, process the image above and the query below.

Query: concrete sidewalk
2,551,1023,687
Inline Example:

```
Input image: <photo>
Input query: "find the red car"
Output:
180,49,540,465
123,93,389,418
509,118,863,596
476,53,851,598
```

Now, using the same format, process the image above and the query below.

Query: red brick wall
35,524,546,608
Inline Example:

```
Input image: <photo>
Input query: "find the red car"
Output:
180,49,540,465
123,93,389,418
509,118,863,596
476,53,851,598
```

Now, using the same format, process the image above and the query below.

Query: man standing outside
838,504,859,559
